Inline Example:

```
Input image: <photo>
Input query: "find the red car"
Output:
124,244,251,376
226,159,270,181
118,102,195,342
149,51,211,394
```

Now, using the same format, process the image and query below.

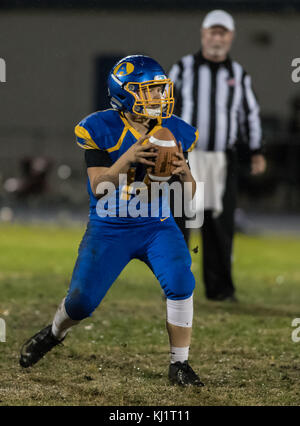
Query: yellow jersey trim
119,115,141,140
76,141,96,150
187,129,199,152
75,125,100,150
119,114,163,141
107,125,128,153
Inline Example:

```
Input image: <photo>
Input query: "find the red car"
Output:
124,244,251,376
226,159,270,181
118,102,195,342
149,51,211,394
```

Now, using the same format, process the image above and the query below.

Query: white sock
51,298,80,340
170,346,189,364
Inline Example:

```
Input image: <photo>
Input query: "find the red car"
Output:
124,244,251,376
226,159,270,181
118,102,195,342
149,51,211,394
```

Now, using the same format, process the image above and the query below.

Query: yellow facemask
124,79,174,119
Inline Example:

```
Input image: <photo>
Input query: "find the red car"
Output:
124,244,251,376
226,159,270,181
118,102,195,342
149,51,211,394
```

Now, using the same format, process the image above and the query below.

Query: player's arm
87,136,157,198
171,142,196,199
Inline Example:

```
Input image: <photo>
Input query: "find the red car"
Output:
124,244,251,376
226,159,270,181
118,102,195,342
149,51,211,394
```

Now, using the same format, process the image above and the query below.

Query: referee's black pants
173,149,237,300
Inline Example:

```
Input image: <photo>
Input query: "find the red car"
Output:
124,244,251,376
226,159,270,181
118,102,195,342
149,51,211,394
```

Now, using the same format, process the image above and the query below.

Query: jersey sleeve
85,149,113,168
74,115,101,150
175,116,199,152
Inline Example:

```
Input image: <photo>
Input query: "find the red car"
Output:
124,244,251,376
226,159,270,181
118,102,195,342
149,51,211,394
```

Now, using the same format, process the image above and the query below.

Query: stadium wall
0,10,299,163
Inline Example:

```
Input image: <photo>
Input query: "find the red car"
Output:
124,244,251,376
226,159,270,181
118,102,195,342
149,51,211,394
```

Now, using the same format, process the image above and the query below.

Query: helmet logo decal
114,62,135,77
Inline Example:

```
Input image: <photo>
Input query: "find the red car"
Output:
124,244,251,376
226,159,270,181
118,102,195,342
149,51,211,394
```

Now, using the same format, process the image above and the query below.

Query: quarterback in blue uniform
19,55,204,387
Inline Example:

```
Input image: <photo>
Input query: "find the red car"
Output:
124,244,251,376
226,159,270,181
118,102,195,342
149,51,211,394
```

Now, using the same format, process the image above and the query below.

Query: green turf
0,223,300,406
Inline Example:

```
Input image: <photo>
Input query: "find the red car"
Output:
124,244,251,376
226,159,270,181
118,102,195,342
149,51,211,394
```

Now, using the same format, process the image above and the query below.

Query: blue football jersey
75,109,198,222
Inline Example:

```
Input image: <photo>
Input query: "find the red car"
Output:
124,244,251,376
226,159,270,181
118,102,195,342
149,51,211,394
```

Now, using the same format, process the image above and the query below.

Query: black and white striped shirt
169,50,262,153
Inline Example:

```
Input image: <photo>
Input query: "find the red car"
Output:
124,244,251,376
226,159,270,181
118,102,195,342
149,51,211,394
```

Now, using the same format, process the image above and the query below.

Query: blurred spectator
4,156,52,197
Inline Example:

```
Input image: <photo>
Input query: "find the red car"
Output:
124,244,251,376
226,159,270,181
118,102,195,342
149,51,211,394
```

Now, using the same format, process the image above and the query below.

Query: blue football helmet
107,55,174,119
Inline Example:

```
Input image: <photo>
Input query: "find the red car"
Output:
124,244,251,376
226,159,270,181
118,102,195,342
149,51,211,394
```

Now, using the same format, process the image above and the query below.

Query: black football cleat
168,361,205,387
19,324,64,368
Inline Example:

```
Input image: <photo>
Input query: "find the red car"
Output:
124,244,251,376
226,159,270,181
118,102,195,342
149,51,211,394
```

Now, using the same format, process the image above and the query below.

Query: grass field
0,223,300,406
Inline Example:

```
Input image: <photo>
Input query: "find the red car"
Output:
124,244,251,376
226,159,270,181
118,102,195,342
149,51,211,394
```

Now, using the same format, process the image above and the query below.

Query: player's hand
171,142,190,179
123,136,158,166
251,154,266,175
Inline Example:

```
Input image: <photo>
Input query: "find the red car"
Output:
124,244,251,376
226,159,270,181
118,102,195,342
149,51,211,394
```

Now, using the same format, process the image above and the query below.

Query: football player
19,55,203,387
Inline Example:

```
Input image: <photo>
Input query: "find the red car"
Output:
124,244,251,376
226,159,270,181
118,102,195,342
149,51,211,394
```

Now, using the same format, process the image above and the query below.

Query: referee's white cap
202,10,235,31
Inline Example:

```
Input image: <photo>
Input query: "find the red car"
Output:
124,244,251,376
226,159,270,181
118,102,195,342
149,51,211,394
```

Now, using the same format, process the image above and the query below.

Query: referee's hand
251,154,266,175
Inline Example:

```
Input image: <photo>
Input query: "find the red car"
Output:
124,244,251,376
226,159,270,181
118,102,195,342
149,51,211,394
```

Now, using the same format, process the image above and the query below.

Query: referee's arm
239,71,266,175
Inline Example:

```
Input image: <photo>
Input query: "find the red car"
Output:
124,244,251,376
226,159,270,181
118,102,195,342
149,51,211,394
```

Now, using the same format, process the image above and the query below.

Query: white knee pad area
166,295,193,328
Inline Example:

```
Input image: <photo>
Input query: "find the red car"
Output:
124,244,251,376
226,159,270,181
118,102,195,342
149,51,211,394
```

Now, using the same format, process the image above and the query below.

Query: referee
169,10,266,301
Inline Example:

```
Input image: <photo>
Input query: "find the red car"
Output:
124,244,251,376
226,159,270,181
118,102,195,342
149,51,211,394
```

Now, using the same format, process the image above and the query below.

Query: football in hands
147,128,179,181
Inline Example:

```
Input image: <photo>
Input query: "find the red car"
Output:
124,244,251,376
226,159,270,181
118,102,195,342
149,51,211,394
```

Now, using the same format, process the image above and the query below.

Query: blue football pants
64,217,195,320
